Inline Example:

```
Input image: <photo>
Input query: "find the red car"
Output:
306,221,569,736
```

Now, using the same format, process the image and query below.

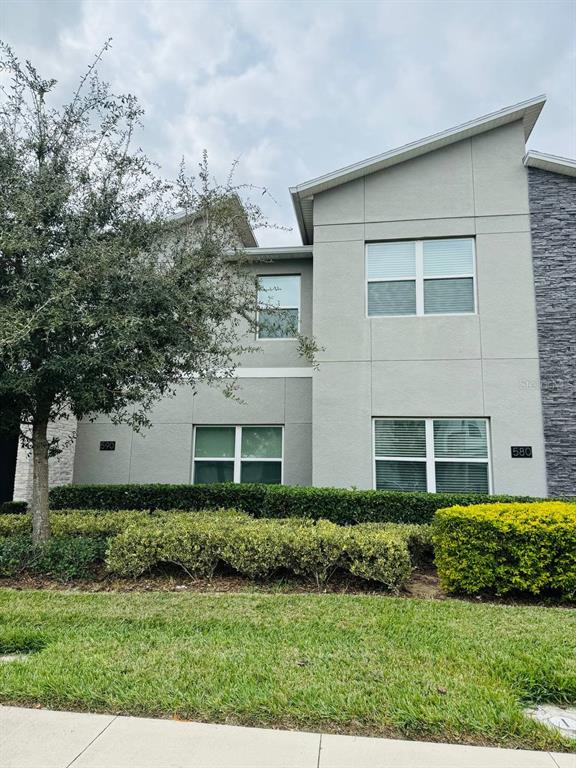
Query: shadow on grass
0,628,48,655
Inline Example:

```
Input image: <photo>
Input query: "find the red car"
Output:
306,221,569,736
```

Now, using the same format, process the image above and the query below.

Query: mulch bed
2,568,572,607
0,566,447,598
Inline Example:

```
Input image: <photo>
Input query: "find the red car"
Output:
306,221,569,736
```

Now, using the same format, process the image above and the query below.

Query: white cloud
2,0,574,244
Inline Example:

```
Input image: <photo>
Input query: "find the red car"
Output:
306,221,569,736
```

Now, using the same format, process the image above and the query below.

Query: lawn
0,588,575,751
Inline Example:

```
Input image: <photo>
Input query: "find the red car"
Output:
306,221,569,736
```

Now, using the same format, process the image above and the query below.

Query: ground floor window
193,425,283,484
373,418,490,493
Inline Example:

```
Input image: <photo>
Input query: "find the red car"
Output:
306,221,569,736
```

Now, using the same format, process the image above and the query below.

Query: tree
0,42,269,543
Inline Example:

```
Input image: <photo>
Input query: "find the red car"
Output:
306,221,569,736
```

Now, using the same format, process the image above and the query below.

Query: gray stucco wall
71,252,314,489
528,167,576,496
73,377,312,487
30,252,312,495
47,129,559,497
311,121,547,495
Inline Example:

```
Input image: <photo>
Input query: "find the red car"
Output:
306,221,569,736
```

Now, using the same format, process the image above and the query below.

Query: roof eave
293,95,546,199
168,194,259,248
289,187,312,245
523,150,576,177
290,95,546,245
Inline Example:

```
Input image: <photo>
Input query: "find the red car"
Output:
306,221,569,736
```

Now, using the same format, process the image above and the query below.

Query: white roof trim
227,245,312,262
524,150,576,177
291,95,546,244
244,246,313,256
243,245,313,261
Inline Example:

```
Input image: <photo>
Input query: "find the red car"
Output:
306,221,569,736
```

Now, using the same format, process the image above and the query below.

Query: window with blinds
257,275,301,338
374,418,490,492
367,238,476,316
194,426,283,484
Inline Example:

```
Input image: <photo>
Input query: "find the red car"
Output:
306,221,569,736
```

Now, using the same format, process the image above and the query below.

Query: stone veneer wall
527,167,576,496
13,416,77,501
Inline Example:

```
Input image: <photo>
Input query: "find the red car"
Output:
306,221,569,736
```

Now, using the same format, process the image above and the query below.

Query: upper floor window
257,275,300,339
366,238,476,317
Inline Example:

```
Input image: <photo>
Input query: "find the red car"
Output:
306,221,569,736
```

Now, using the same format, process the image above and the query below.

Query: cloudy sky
2,0,575,245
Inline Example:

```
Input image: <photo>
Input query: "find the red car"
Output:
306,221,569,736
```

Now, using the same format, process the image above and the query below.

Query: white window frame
192,425,284,484
256,274,301,340
365,238,477,318
372,417,492,492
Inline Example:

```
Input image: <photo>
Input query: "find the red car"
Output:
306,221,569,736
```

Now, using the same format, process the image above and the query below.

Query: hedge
0,508,245,539
0,508,430,590
0,535,106,581
0,501,27,515
105,514,429,590
433,501,576,600
0,509,247,581
48,483,557,525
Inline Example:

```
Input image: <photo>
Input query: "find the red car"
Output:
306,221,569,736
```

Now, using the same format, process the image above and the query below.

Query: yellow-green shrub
433,502,576,599
52,510,154,537
219,519,287,578
0,508,247,540
104,515,422,590
284,520,351,586
347,526,412,591
356,523,433,566
0,508,425,590
0,515,29,538
0,510,154,539
105,510,247,577
105,521,164,576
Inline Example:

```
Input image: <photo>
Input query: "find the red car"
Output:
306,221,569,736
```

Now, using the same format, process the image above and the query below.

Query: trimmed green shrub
34,536,106,581
0,501,27,515
347,527,412,590
50,483,563,525
0,535,33,576
0,509,247,540
357,523,433,566
433,502,576,599
0,514,30,538
106,512,243,578
51,483,270,514
105,514,423,590
0,534,105,580
219,519,287,578
283,520,350,586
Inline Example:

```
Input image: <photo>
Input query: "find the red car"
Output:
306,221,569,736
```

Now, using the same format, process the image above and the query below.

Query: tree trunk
31,414,50,545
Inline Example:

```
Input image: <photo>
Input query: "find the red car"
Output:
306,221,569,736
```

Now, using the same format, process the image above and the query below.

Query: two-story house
10,95,576,499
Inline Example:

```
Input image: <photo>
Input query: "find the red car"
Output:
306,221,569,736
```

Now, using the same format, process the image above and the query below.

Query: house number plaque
511,446,532,458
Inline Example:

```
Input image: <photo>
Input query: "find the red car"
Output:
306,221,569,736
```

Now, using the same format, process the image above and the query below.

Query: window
257,275,300,338
373,418,490,492
193,426,283,484
367,238,476,316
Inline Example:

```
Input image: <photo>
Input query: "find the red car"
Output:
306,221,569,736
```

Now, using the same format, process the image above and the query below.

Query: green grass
0,589,574,751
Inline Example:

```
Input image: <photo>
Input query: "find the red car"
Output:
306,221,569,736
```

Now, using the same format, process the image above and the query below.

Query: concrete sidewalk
1,706,574,768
